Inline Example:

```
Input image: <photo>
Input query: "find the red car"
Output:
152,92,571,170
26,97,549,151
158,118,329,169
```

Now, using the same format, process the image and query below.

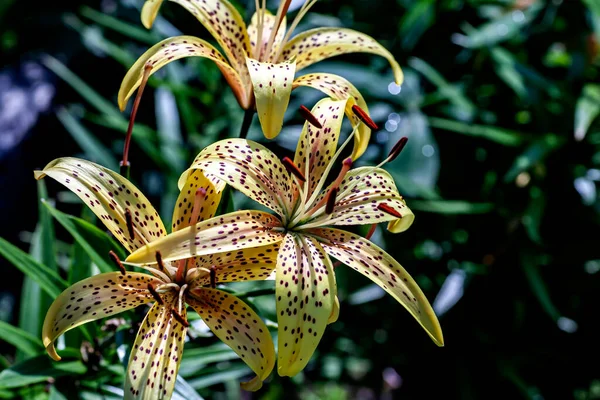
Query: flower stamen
387,137,408,162
147,283,164,305
175,259,188,286
172,308,190,327
325,187,338,215
108,251,126,275
299,105,323,129
282,157,306,183
351,105,378,130
210,266,217,289
377,203,403,218
155,251,166,273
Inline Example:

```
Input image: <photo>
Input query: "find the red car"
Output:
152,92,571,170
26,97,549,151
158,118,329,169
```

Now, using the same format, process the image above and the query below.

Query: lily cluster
36,0,444,399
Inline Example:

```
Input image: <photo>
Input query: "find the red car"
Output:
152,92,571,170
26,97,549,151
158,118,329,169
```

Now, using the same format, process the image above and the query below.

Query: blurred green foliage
1,0,600,399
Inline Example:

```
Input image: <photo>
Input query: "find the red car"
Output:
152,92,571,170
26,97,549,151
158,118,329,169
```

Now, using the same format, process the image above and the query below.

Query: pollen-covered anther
125,209,135,240
325,187,339,215
210,265,217,289
155,251,165,273
387,137,408,162
282,156,306,182
108,250,126,275
351,105,378,130
172,309,190,327
365,224,377,240
147,283,164,305
377,203,403,218
122,62,153,169
299,105,323,129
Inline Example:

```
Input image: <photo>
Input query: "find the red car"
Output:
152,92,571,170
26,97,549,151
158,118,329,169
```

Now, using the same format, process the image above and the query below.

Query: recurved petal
171,169,226,232
126,211,285,264
293,98,347,199
247,10,287,61
182,139,295,217
314,228,444,347
42,272,160,361
124,295,187,400
170,0,252,92
34,157,165,253
191,243,279,286
141,0,164,29
246,58,296,139
328,295,340,324
118,36,248,111
187,289,275,390
293,73,371,159
281,28,403,85
276,233,336,377
310,167,414,232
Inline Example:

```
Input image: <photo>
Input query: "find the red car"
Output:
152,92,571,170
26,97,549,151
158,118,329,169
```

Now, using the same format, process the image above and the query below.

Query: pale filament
274,0,319,62
178,284,188,313
263,0,292,62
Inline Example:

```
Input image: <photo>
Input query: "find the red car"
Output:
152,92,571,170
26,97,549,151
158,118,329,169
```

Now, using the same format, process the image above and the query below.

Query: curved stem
239,108,255,138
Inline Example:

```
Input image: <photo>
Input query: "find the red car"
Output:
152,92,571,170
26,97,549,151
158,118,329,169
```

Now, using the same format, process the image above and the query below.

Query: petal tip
33,170,45,180
45,343,62,362
240,375,263,392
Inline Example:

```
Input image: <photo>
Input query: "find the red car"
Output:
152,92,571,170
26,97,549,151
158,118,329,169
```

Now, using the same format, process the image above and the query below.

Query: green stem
119,161,131,180
239,109,254,139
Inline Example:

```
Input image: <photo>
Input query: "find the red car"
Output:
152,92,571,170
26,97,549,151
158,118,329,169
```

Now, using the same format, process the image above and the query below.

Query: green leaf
56,107,118,171
0,355,86,390
179,344,239,378
187,365,250,390
80,6,161,45
521,253,562,323
49,386,69,400
0,237,67,298
43,202,126,274
574,84,600,141
174,376,204,400
0,321,44,356
504,134,565,182
408,200,494,214
427,117,525,146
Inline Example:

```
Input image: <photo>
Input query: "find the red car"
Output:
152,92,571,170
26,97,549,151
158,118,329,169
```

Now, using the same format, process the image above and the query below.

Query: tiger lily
119,0,403,157
35,157,283,397
126,99,444,377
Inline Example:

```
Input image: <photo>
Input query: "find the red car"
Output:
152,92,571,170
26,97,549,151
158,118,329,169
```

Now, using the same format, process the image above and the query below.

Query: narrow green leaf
43,202,126,273
174,376,204,400
49,386,69,400
574,84,600,141
521,254,561,322
427,117,525,146
409,200,494,214
188,365,250,389
0,237,67,298
0,321,44,356
0,355,86,390
503,134,565,182
80,6,161,45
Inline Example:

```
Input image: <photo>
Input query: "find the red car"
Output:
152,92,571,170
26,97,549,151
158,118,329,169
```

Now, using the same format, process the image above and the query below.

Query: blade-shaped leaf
0,355,86,390
0,321,44,357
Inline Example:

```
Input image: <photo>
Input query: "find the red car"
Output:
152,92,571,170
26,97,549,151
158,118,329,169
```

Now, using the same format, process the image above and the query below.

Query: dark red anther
351,105,378,130
299,105,323,129
282,156,306,182
147,283,163,305
155,251,165,272
325,187,339,215
125,209,135,240
377,203,403,218
210,265,217,289
108,250,126,275
387,137,408,162
172,309,190,327
365,224,377,240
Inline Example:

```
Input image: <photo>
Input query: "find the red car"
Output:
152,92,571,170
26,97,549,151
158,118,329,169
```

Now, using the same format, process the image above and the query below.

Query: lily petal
247,10,287,61
276,233,336,377
293,73,371,159
328,295,340,324
118,36,248,111
314,228,444,347
42,272,160,361
170,0,252,94
310,167,415,233
183,139,295,218
293,98,347,199
141,0,164,29
125,295,187,400
126,210,285,264
191,243,279,286
246,58,296,139
187,289,275,390
171,169,225,232
281,28,403,85
34,157,165,252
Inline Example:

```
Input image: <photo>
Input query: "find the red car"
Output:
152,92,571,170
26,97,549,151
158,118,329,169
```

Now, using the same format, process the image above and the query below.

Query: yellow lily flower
35,157,283,397
119,0,403,157
126,99,444,377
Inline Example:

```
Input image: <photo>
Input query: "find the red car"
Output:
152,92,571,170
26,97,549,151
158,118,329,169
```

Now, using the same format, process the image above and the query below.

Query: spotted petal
183,139,294,218
293,73,371,159
170,0,252,93
171,169,226,232
276,233,336,377
34,158,166,253
187,289,275,390
126,211,285,264
141,0,164,29
314,228,444,346
42,272,160,361
124,295,187,400
280,28,403,85
311,167,414,233
293,98,346,199
246,58,296,139
247,10,287,61
191,243,279,286
118,36,249,111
